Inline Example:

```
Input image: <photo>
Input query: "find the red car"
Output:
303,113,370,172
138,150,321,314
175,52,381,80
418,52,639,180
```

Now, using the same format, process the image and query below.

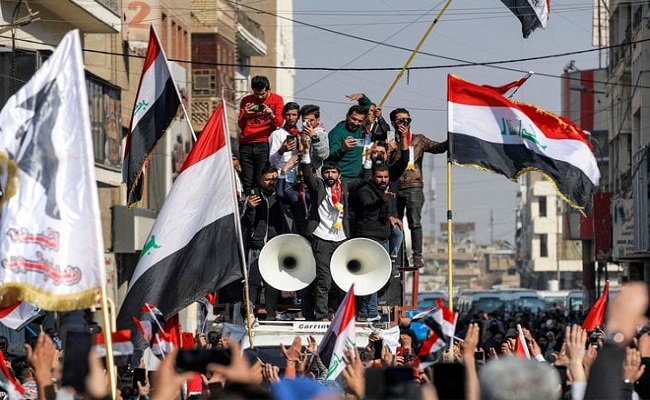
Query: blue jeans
358,240,388,318
389,225,404,258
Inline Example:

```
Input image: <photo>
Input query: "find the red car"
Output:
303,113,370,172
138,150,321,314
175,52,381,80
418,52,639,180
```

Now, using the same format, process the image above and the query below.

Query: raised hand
565,324,588,382
624,348,646,384
280,336,303,362
342,346,365,399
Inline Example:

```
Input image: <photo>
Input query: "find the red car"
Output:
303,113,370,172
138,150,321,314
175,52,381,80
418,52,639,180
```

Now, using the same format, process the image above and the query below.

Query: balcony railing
237,12,264,42
96,0,119,16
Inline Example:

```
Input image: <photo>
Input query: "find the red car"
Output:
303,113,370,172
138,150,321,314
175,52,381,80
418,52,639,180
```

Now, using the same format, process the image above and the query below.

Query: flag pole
100,286,117,400
377,0,455,108
220,91,255,348
446,161,454,311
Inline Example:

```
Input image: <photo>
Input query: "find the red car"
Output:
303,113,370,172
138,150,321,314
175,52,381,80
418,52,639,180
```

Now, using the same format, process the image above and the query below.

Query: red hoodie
238,92,284,144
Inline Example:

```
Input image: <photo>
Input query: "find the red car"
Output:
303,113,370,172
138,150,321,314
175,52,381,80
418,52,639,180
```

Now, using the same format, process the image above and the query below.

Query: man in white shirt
299,138,369,321
268,102,300,183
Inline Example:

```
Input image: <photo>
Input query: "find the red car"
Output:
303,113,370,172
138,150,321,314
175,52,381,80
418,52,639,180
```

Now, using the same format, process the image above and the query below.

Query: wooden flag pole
220,92,255,347
100,285,117,400
446,161,454,311
446,160,454,362
377,0,455,108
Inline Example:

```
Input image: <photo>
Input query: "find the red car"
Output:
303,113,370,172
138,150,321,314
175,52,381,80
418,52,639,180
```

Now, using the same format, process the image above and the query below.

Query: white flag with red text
0,30,104,310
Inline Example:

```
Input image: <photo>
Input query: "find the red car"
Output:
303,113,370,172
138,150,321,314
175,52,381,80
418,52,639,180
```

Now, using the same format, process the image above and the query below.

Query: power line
2,32,649,92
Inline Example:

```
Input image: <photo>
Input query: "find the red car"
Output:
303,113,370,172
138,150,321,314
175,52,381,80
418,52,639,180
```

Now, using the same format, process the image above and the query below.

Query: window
538,196,547,217
193,69,216,95
539,234,548,258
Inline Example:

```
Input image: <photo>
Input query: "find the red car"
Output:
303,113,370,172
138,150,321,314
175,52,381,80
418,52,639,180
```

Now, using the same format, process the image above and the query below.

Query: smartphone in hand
373,339,384,360
176,349,231,373
132,368,146,390
61,331,92,393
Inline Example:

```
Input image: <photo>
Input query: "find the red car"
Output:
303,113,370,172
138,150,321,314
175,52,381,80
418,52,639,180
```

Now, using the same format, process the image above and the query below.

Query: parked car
417,291,448,310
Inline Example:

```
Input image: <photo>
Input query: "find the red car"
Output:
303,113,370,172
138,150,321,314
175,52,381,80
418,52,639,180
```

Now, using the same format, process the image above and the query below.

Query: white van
456,290,505,315
242,320,376,365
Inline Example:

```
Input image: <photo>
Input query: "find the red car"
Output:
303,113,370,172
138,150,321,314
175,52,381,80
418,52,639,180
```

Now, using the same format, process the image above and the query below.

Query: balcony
36,0,120,33
236,11,266,57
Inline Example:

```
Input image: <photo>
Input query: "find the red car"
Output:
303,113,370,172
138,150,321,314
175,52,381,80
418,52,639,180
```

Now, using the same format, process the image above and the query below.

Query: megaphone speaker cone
258,234,316,291
330,238,391,296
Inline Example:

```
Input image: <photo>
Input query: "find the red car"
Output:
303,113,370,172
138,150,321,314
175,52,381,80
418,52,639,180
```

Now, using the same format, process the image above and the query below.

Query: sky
290,1,601,245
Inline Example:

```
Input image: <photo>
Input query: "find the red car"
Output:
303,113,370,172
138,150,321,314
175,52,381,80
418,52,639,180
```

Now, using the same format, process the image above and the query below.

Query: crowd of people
231,75,448,322
1,282,648,399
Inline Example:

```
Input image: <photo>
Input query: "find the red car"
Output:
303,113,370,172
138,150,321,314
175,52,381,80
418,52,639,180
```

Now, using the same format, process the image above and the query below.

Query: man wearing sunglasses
390,108,448,269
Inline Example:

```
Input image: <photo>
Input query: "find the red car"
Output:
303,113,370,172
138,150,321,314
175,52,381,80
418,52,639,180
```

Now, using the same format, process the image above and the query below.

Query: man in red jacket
238,75,284,193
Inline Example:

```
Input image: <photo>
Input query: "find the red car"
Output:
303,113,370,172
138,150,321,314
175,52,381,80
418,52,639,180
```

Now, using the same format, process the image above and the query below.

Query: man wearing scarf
299,137,370,321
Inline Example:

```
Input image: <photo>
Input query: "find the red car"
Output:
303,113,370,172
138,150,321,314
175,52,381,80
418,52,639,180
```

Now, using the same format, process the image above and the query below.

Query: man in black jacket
241,164,297,320
349,163,394,322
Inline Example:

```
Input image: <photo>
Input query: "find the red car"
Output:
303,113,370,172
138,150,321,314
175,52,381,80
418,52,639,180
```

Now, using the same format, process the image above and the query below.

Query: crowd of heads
2,283,648,399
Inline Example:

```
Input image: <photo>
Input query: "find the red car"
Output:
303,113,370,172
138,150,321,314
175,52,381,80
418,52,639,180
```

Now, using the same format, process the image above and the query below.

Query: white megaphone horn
330,238,391,296
258,234,316,291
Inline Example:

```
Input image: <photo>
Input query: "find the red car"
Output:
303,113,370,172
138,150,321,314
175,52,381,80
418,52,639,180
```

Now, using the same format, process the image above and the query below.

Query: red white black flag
123,26,182,207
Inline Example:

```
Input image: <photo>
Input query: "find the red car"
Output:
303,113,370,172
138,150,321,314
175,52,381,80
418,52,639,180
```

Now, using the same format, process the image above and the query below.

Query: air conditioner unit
194,75,212,91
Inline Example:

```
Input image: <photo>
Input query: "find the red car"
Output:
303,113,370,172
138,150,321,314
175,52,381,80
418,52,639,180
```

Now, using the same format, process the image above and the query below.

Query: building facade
0,0,291,332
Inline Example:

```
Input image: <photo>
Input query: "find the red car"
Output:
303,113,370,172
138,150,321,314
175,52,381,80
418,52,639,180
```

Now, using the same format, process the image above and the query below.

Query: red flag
93,330,134,358
117,102,243,346
514,325,531,359
0,350,24,399
482,74,532,96
582,281,609,331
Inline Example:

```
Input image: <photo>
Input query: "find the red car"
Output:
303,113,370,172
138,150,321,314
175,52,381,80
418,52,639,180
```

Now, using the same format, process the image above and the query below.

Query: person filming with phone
237,75,284,194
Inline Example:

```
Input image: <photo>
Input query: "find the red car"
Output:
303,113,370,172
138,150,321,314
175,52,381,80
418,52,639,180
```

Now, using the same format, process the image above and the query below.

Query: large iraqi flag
117,103,243,340
123,26,182,207
448,74,600,212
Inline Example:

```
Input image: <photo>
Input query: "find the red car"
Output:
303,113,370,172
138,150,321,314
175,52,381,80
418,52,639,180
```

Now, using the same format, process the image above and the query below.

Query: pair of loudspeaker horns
258,234,392,296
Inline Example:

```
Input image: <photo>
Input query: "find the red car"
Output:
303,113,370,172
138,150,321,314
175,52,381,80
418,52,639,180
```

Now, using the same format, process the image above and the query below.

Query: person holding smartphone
237,76,284,194
299,104,329,174
268,102,301,183
241,165,300,321
327,93,373,181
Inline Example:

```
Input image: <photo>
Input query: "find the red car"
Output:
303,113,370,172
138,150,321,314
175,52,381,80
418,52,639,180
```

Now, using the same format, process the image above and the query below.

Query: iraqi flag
0,30,105,310
317,285,356,381
0,301,43,330
448,74,600,213
514,325,531,359
582,281,609,331
117,102,243,344
93,329,134,366
123,25,182,207
417,299,458,359
0,350,23,400
500,0,550,38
